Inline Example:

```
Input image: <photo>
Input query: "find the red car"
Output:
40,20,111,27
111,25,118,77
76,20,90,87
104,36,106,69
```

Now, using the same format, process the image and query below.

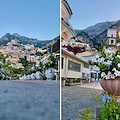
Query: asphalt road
0,80,60,120
62,82,103,120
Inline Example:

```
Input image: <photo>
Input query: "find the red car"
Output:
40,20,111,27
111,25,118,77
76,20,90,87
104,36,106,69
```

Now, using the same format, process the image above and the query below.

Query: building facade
61,0,75,43
61,48,90,79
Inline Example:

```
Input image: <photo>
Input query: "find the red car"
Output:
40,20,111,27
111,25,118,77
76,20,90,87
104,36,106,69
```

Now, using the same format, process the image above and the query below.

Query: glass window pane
68,60,81,72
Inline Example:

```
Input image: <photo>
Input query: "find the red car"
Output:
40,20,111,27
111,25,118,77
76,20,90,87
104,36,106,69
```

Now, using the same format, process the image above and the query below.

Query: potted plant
35,62,44,80
30,69,36,80
44,53,57,80
89,42,120,100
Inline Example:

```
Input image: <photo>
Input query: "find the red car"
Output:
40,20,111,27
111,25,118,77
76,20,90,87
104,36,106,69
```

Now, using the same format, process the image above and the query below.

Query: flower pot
27,75,31,80
45,68,55,80
21,76,23,80
35,72,42,80
31,73,35,80
23,75,27,80
100,79,120,100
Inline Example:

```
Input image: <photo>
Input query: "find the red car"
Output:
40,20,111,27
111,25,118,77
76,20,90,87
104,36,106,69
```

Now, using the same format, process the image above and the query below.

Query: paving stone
62,82,103,120
0,80,60,120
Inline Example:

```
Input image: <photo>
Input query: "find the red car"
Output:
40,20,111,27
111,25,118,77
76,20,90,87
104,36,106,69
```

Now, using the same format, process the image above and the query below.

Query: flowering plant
94,92,120,120
62,45,85,55
44,53,57,70
89,43,120,80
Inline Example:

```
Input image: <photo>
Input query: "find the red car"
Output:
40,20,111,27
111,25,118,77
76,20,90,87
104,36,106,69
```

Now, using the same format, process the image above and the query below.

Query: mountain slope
92,20,120,46
74,21,117,46
0,33,59,48
75,31,94,47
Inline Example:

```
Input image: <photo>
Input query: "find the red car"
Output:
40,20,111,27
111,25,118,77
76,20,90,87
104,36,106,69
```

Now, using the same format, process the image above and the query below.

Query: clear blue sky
67,0,120,30
0,0,60,40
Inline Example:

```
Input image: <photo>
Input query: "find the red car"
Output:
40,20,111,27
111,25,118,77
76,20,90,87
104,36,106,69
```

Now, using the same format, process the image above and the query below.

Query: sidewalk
79,81,103,90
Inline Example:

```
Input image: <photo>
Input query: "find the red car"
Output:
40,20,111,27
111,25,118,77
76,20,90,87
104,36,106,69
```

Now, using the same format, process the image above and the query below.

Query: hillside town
0,35,60,81
0,39,47,69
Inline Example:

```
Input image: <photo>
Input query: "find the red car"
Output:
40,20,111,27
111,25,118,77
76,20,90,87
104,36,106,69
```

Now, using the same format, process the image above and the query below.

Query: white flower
92,57,97,62
114,70,120,77
118,63,120,68
113,68,116,71
104,61,107,65
97,67,100,71
111,74,115,79
101,57,105,62
95,55,99,58
93,65,97,70
105,75,110,80
97,58,102,63
108,71,111,77
106,50,111,54
107,60,112,65
117,55,120,59
101,72,105,77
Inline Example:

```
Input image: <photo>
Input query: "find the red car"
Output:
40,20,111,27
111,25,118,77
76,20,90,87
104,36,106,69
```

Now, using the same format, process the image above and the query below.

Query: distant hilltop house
107,28,120,47
105,28,120,53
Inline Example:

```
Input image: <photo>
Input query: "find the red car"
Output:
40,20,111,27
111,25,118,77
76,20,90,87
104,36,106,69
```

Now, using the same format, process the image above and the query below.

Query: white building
107,28,117,46
61,48,90,80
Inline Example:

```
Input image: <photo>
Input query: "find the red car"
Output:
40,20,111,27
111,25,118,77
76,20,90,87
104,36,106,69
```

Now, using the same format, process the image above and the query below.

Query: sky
67,0,120,30
0,0,60,40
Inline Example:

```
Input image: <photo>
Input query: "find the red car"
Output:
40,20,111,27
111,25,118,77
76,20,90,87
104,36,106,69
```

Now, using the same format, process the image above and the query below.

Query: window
84,63,89,68
61,57,64,69
111,40,114,45
68,60,81,72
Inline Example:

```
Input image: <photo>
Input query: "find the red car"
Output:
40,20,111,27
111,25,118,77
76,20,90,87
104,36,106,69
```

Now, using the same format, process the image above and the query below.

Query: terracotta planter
100,79,120,100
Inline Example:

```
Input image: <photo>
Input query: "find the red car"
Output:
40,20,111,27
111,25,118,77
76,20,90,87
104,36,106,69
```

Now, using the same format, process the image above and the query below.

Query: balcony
61,16,74,32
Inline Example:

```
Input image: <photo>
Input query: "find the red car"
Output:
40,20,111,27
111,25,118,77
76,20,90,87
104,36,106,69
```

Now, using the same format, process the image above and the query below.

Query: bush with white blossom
89,43,120,80
44,53,57,70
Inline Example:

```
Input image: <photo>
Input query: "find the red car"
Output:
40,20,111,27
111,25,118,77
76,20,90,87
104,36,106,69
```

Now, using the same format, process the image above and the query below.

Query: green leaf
116,114,119,120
